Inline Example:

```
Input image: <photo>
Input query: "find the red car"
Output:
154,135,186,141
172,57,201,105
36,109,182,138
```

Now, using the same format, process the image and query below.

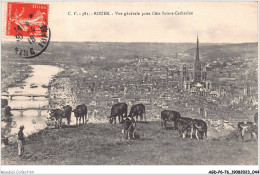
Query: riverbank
1,62,33,145
47,66,74,108
1,121,257,165
1,64,63,146
1,62,33,92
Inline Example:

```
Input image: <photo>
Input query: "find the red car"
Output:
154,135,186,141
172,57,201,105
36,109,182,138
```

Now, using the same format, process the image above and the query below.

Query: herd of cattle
45,102,258,142
48,104,88,126
161,110,208,140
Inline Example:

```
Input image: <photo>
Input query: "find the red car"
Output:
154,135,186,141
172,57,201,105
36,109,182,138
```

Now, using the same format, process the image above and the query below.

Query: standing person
17,125,25,156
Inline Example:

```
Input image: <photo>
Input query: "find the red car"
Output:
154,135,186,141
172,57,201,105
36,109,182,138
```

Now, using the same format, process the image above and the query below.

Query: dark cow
121,117,136,139
161,110,181,130
73,104,88,125
48,109,64,128
128,104,146,122
254,112,258,124
237,121,257,142
193,119,208,140
4,106,12,117
176,117,194,139
108,103,127,124
63,105,72,125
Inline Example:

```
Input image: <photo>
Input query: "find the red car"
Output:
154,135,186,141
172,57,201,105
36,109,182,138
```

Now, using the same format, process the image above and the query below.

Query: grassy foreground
1,121,258,165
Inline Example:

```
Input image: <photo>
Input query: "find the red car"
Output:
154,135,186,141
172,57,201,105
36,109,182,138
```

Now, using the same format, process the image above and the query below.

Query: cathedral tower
194,36,202,83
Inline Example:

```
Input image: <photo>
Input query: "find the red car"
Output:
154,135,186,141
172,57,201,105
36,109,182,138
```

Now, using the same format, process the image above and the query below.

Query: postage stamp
6,2,50,58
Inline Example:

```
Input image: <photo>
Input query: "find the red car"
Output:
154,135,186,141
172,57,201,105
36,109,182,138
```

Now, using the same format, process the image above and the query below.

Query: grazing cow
4,106,12,117
121,117,136,139
254,112,258,124
48,109,64,128
128,103,146,122
161,110,181,130
237,121,257,142
63,105,72,125
73,104,88,125
193,119,208,140
108,103,127,124
176,117,194,139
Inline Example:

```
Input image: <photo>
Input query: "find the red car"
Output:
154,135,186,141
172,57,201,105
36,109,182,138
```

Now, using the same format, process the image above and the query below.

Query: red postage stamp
6,2,49,38
5,2,50,58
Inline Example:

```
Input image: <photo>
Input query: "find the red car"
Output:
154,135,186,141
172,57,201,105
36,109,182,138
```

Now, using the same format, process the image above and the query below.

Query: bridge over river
9,106,52,117
2,94,48,100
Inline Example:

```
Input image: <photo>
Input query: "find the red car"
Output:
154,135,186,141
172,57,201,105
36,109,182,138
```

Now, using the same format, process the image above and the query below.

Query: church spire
194,35,201,83
196,35,199,61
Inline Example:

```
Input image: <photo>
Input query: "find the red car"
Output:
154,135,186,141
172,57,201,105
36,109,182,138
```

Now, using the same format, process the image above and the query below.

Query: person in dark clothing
17,125,25,156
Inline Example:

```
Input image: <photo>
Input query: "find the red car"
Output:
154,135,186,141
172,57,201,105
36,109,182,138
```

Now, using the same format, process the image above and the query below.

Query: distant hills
1,42,257,67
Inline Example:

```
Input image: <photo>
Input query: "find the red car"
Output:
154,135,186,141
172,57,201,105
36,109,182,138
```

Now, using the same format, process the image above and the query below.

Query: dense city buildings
42,38,257,129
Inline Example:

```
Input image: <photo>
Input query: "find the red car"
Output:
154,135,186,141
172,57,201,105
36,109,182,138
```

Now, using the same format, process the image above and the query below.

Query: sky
2,1,258,43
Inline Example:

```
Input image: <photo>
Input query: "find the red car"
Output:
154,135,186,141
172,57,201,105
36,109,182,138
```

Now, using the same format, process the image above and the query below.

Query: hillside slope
1,121,257,165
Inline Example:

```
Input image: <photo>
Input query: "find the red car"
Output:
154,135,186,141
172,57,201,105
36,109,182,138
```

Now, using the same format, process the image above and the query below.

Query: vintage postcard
1,1,259,174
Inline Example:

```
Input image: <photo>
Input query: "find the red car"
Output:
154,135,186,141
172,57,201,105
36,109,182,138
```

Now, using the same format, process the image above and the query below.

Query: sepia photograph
1,1,259,174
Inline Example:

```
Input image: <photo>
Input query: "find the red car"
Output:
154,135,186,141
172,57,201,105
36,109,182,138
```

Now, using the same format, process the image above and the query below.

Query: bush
1,99,8,108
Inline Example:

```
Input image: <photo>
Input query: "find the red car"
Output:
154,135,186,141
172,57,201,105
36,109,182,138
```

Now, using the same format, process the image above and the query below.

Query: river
1,65,62,144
